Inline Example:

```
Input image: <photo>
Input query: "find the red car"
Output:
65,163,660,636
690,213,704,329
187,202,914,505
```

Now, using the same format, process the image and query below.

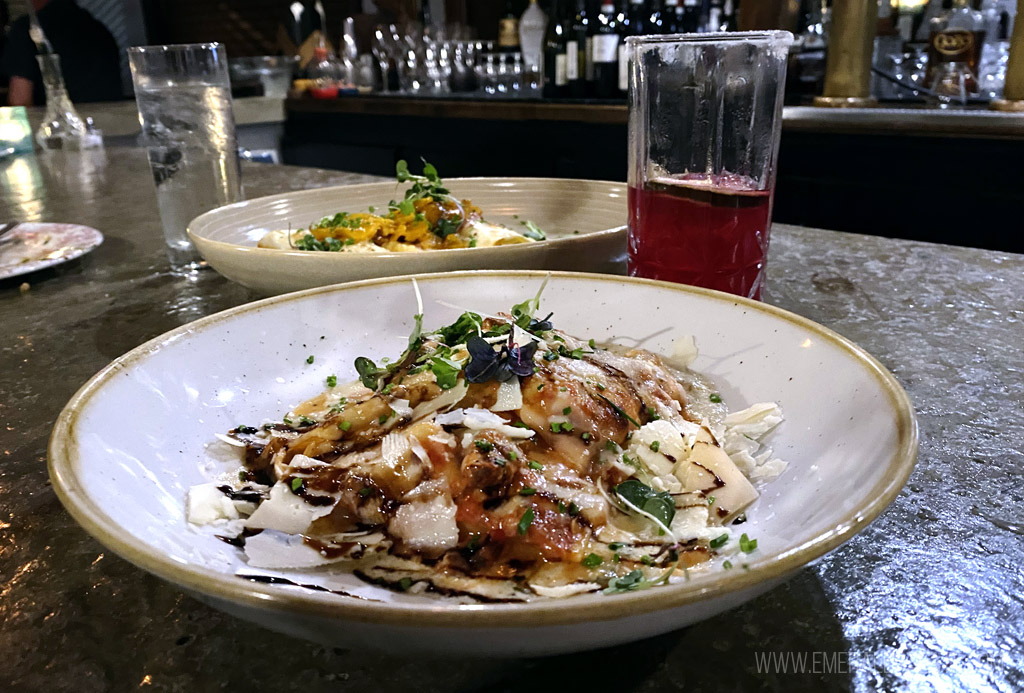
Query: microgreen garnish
517,508,535,535
709,534,729,549
520,220,546,241
582,553,603,568
604,569,646,593
739,534,758,553
615,480,676,529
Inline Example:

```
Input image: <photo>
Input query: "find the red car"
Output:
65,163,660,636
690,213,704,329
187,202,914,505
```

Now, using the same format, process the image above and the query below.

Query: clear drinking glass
128,43,241,273
626,32,792,300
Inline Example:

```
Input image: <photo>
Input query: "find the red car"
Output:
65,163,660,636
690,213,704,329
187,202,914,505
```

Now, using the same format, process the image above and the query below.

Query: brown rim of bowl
186,177,627,257
47,270,918,629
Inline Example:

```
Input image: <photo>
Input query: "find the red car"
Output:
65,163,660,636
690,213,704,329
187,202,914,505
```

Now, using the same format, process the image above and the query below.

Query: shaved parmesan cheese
388,494,458,553
244,530,348,569
670,335,699,367
436,407,535,439
244,482,335,534
390,398,413,420
492,377,523,411
412,380,468,420
530,582,602,598
186,483,241,525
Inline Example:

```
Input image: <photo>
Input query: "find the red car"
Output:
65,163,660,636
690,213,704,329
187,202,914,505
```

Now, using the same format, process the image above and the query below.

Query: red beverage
628,175,773,300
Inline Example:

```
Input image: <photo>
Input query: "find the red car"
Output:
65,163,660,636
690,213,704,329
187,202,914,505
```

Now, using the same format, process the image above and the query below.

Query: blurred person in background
1,0,121,106
0,1,9,95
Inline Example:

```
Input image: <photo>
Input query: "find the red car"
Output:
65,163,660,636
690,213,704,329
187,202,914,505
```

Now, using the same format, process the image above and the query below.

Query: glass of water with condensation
128,43,241,273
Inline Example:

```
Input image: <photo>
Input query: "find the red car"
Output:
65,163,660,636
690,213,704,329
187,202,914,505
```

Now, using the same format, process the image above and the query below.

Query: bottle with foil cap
926,0,987,99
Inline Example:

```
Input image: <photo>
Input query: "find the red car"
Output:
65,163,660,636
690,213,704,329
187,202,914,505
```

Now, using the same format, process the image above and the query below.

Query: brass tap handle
814,0,879,108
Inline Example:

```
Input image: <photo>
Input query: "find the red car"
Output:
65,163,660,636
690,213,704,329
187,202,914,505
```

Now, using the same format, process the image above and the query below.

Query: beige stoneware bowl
188,178,627,295
48,272,917,656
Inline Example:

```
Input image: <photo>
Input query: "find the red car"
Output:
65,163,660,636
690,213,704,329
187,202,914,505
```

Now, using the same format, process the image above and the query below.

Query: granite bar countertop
0,147,1021,691
21,96,285,140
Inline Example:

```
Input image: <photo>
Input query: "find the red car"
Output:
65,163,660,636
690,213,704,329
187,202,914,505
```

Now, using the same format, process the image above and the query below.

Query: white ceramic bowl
188,178,627,295
48,272,917,656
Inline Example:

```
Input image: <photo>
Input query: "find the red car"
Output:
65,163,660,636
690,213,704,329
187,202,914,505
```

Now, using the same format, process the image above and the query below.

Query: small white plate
48,272,917,656
188,178,627,295
0,222,103,280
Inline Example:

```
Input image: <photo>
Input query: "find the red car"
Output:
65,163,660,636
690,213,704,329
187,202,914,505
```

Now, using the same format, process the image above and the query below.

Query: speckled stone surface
1,147,1021,692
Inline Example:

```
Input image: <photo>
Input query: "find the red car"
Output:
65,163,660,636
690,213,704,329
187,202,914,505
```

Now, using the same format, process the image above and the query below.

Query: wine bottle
626,0,649,35
543,0,569,97
682,0,700,33
648,0,664,33
499,0,521,52
662,0,681,33
567,0,588,96
584,0,599,95
591,0,621,98
616,0,630,97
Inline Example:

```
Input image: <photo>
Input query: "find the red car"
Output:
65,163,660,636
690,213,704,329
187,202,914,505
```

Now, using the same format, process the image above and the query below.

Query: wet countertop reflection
1,147,1021,691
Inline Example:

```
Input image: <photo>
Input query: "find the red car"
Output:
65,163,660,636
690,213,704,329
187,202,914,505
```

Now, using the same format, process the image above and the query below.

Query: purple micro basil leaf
467,336,496,360
507,341,539,377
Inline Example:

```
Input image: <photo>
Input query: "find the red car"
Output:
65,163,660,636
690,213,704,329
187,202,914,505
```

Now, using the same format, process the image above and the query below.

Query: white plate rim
47,270,918,629
0,222,104,281
186,177,627,257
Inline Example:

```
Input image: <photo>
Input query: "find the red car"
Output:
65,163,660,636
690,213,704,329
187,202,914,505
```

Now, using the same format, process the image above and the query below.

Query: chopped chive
382,383,394,395
326,374,337,388
558,500,566,513
739,533,758,553
507,450,518,460
608,542,624,550
290,478,303,492
562,406,572,415
568,502,580,516
398,577,412,591
474,439,494,453
709,393,723,403
537,384,545,391
519,487,537,496
543,351,559,361
595,382,606,391
517,508,535,535
338,420,352,431
581,432,592,442
709,534,729,549
581,553,603,568
708,494,715,505
306,355,314,364
723,560,733,570
358,487,373,497
650,441,661,452
529,460,544,470
589,338,596,349
640,555,654,566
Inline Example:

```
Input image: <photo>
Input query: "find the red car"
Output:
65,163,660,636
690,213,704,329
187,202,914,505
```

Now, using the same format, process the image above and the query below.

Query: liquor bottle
499,0,521,52
520,0,548,85
418,0,432,29
682,0,700,33
591,0,621,98
662,0,681,33
543,0,569,97
568,0,588,96
626,0,649,35
925,0,986,96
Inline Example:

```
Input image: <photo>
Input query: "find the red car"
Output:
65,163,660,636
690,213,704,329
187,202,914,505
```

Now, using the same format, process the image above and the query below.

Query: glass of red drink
625,32,792,300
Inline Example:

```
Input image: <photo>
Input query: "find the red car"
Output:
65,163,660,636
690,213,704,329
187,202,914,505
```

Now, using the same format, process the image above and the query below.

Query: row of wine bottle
540,0,739,99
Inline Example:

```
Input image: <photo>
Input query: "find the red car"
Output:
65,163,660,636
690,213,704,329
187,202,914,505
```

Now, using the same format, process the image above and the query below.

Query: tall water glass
626,32,792,300
128,43,241,272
